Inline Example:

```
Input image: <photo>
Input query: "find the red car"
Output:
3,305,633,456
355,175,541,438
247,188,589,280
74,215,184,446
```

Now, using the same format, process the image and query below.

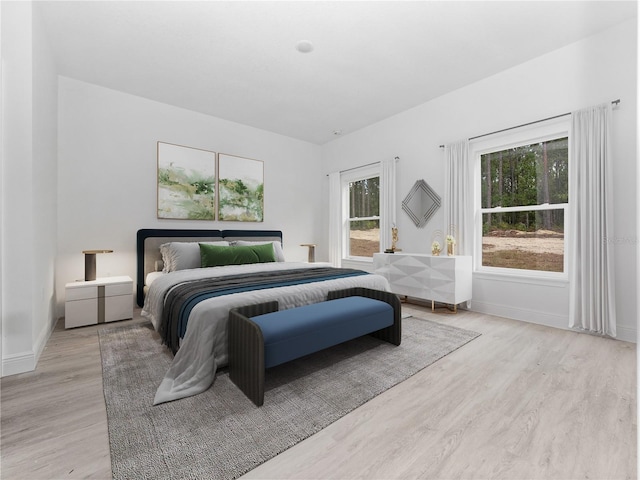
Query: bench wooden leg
228,301,278,406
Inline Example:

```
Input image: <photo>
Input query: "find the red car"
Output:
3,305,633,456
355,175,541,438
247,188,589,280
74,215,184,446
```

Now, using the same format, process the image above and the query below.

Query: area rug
99,316,480,480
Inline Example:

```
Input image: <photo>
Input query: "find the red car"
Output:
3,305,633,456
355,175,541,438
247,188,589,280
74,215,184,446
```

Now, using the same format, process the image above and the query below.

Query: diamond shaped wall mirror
402,179,441,228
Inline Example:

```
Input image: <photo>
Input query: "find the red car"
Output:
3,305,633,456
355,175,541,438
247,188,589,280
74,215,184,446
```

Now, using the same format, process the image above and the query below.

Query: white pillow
145,271,165,287
233,240,285,262
160,241,230,272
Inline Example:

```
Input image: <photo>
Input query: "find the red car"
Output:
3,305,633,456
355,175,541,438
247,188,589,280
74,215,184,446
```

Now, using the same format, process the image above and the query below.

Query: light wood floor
1,305,636,480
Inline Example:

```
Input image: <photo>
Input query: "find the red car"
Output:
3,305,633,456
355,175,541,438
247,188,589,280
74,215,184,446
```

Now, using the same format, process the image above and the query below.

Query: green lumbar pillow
199,242,276,267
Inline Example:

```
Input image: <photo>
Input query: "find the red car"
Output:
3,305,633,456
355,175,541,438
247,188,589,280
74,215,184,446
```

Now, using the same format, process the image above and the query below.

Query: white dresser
373,253,472,310
65,276,133,328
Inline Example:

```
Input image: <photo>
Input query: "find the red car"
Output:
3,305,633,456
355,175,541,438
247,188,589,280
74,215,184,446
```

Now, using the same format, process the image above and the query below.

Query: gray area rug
99,315,480,479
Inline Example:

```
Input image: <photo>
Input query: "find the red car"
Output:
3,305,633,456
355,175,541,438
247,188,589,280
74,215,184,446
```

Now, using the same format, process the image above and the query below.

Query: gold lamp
83,249,113,281
300,244,316,263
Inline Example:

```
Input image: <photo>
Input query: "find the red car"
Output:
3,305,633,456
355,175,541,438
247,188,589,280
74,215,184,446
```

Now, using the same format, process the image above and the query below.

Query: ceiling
37,1,637,145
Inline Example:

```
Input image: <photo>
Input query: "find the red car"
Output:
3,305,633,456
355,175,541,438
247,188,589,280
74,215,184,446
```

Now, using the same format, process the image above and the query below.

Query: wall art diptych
218,154,264,222
157,142,217,220
157,142,264,222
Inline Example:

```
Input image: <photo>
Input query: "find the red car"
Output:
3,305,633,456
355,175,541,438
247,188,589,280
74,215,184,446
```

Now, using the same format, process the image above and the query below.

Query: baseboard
2,351,36,377
470,301,636,343
1,316,57,377
615,324,637,343
470,300,568,329
32,314,57,366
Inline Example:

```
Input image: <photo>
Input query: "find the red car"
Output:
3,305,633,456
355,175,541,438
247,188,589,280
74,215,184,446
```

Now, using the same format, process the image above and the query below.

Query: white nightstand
65,276,133,329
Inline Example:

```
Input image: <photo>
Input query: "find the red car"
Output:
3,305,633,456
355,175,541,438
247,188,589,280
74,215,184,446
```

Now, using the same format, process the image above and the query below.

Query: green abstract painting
157,142,216,220
218,154,264,222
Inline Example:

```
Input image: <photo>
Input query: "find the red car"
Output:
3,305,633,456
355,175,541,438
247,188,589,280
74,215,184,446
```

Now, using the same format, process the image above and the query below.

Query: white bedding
145,271,165,287
142,262,390,404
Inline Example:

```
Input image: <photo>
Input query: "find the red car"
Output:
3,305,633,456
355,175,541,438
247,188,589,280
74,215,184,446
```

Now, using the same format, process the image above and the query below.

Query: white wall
56,78,324,315
1,1,59,376
31,3,59,364
1,0,34,372
321,19,637,342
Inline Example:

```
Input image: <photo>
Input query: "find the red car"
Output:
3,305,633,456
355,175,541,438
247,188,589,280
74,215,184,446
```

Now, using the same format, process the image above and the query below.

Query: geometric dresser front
373,253,472,309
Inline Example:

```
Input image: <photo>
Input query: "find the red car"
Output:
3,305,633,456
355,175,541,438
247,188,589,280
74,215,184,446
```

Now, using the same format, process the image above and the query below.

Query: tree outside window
347,176,380,257
480,137,568,273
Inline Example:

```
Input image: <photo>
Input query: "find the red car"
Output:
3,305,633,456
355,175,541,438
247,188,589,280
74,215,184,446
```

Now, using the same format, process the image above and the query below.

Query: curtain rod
327,157,399,176
439,99,621,148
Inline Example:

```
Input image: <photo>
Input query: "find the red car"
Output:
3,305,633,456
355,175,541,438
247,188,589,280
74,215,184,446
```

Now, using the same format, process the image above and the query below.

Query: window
342,167,380,259
476,125,569,276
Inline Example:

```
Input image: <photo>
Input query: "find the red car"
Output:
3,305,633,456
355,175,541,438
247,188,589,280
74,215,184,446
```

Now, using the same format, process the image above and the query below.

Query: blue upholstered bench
228,287,402,406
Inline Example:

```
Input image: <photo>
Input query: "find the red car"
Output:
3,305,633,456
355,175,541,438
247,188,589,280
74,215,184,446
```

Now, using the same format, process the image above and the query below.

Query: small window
345,175,380,258
479,136,568,274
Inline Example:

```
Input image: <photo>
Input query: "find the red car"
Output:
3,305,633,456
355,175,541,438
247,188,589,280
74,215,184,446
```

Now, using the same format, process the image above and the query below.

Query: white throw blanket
142,262,390,404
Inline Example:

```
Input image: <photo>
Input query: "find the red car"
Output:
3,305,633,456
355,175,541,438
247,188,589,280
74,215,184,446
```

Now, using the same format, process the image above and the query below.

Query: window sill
342,257,373,265
474,269,569,287
341,257,374,272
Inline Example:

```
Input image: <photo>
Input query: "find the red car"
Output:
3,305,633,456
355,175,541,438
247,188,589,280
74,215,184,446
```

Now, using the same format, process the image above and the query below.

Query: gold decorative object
446,235,456,256
391,226,398,251
431,229,444,256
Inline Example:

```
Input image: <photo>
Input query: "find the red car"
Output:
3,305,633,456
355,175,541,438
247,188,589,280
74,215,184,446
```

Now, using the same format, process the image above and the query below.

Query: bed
137,228,392,404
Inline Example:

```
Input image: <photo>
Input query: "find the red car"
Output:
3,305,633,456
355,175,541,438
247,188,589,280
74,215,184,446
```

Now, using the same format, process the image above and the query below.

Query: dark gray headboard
136,228,283,306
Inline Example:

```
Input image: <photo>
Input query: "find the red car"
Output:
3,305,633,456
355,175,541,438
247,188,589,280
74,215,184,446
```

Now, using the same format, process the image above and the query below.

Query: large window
478,133,568,275
343,170,380,258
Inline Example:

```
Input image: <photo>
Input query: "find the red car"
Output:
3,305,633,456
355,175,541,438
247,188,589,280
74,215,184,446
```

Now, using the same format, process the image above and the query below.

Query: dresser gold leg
430,301,459,314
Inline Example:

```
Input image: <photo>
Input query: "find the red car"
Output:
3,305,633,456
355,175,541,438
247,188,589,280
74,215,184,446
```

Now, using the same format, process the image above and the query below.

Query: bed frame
136,228,283,307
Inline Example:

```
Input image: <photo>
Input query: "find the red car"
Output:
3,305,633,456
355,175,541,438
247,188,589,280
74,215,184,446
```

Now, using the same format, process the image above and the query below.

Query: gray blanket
160,267,369,353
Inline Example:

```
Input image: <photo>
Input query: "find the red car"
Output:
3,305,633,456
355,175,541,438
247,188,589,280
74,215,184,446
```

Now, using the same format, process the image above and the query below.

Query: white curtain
444,140,472,256
569,103,616,337
328,171,342,267
380,157,397,251
329,160,395,265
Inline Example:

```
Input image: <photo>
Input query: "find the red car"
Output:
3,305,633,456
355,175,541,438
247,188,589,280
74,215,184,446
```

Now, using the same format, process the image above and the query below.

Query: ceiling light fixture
295,40,314,53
